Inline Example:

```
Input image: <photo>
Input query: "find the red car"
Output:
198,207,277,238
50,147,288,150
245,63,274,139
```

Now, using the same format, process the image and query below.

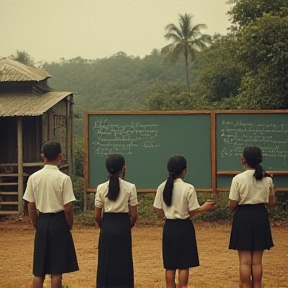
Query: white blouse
153,178,200,219
229,169,274,205
95,178,138,212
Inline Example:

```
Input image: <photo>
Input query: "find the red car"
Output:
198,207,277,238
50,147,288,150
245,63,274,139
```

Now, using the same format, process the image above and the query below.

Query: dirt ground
0,217,287,288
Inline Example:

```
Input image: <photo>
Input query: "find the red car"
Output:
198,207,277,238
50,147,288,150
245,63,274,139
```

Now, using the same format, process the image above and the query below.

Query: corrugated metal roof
0,58,51,82
0,92,72,116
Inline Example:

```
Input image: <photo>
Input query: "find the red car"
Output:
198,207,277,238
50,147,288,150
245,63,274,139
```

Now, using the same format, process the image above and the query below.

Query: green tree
235,14,288,109
161,13,211,92
12,50,34,66
228,0,288,30
191,34,243,103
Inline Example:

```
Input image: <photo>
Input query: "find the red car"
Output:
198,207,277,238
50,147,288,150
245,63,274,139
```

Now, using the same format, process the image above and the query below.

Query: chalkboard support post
211,111,217,200
84,112,89,212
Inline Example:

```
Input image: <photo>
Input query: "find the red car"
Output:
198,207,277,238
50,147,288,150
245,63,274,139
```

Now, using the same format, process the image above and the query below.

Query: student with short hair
94,153,138,288
228,146,276,288
23,141,79,288
153,155,214,288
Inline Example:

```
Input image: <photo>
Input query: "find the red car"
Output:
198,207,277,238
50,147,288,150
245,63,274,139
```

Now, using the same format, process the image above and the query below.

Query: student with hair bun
228,146,276,288
94,153,138,288
153,155,214,288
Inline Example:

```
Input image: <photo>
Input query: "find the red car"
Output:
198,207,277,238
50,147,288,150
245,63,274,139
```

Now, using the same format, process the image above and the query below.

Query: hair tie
257,158,262,164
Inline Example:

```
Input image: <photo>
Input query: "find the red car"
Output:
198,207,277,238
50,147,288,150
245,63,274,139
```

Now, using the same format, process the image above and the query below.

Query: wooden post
17,117,24,214
66,95,72,177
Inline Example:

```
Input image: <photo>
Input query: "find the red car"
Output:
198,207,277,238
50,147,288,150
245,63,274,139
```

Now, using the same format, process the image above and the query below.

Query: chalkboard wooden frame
84,110,215,194
84,110,288,197
214,109,288,192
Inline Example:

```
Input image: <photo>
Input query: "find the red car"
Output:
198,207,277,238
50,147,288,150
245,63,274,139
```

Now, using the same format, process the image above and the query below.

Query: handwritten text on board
92,119,160,155
220,120,288,165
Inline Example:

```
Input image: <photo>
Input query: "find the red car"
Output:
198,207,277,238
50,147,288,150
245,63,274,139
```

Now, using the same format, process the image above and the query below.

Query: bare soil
0,216,287,288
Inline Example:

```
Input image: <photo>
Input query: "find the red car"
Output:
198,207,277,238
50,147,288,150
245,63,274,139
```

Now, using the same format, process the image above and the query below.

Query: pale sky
1,0,231,63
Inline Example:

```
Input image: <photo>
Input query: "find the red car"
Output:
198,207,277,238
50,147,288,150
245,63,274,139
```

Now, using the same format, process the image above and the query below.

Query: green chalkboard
86,113,211,191
216,113,288,171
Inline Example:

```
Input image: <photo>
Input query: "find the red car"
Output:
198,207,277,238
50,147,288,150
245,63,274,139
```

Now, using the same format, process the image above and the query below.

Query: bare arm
28,202,38,229
189,201,214,217
129,205,138,228
266,187,276,209
64,202,74,230
228,199,239,212
154,207,165,218
94,207,103,229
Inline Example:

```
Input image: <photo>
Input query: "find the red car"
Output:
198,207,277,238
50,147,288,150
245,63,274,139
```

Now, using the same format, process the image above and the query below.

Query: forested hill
43,51,188,116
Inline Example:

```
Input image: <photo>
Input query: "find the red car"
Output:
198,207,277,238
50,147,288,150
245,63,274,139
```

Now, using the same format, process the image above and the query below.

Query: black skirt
96,213,134,288
229,203,274,251
162,218,199,270
33,211,79,277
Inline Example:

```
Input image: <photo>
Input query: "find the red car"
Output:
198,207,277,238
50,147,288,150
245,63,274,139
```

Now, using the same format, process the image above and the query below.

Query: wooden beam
66,95,72,177
17,117,24,214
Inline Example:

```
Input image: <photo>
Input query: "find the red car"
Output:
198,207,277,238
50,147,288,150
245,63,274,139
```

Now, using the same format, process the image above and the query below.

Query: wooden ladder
0,173,28,215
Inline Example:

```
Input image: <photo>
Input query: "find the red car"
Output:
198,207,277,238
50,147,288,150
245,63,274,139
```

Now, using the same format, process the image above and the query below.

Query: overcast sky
1,0,231,63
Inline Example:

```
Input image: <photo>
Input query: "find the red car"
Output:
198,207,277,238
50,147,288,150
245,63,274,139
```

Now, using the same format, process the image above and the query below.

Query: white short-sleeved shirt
23,164,76,213
153,178,200,219
229,169,274,205
95,179,138,212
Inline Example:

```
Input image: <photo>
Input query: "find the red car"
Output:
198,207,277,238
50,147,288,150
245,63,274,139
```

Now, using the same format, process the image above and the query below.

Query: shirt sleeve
62,177,76,205
229,177,240,201
95,186,103,208
153,185,163,209
187,185,200,211
129,184,138,206
23,177,35,202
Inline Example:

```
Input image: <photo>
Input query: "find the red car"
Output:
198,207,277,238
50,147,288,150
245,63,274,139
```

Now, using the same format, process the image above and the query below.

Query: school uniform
228,169,274,251
95,178,138,288
153,178,200,270
23,164,79,277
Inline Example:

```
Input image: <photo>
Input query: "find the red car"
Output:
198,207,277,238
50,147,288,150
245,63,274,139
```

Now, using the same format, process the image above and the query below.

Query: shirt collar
43,164,59,170
174,178,183,182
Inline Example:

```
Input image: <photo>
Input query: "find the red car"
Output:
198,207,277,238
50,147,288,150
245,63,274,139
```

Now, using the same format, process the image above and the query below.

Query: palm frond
164,23,183,38
163,43,184,63
164,32,182,42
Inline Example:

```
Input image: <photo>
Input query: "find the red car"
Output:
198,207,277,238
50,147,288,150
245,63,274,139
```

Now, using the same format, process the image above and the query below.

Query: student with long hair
153,155,214,288
94,153,138,288
228,146,276,288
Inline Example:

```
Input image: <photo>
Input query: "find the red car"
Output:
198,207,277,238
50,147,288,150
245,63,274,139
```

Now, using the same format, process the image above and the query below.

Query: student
228,146,276,288
153,155,214,288
23,141,79,288
94,153,138,288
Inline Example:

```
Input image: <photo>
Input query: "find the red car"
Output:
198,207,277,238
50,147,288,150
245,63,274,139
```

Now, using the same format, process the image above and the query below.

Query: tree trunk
184,49,190,92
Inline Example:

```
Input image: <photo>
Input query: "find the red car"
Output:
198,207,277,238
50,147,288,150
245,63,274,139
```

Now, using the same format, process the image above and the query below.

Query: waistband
38,210,64,217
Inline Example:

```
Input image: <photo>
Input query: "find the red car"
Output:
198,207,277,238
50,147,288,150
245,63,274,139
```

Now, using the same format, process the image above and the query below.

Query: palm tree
161,13,211,91
12,50,34,66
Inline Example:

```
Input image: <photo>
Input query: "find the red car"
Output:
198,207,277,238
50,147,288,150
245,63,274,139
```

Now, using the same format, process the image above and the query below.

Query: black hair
163,155,187,207
105,153,125,201
242,146,270,180
41,141,61,161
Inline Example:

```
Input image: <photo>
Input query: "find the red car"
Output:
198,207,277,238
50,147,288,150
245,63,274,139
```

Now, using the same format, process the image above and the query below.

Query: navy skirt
33,211,79,276
162,218,199,270
96,213,134,288
229,204,274,251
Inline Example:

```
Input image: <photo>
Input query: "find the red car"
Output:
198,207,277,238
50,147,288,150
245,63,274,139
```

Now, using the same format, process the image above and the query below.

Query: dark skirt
96,213,134,288
33,211,79,277
229,203,274,251
162,218,199,270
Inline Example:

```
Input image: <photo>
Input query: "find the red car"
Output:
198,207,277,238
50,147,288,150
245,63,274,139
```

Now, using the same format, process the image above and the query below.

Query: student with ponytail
153,155,214,288
228,146,276,288
94,153,138,288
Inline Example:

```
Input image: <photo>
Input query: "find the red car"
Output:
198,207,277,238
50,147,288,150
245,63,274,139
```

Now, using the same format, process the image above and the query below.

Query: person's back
23,141,79,288
94,153,138,288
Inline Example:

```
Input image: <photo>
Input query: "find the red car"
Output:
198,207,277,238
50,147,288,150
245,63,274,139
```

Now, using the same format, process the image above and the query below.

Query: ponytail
107,173,120,201
254,164,264,180
163,174,174,207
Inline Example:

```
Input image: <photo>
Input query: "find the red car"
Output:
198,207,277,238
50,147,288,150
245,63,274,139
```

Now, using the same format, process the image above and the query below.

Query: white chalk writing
92,119,160,155
219,119,288,165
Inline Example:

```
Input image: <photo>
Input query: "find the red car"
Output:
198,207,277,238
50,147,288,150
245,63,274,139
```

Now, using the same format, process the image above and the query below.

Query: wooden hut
0,58,74,215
